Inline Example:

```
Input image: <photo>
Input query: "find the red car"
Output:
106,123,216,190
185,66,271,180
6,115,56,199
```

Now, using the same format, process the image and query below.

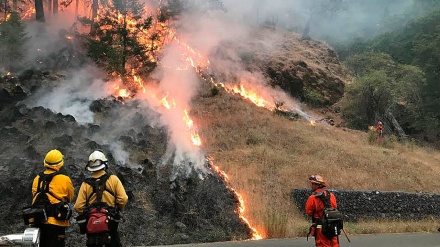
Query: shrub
210,86,220,96
303,88,328,107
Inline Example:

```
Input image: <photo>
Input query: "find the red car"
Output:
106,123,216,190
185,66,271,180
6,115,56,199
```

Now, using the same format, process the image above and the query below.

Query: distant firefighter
376,121,384,137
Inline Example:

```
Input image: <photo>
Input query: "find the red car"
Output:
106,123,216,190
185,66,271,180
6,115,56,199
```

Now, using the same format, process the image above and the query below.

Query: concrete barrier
291,189,440,221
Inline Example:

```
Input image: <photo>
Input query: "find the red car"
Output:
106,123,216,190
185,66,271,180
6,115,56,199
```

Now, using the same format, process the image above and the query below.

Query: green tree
342,52,425,136
0,12,29,71
341,9,440,142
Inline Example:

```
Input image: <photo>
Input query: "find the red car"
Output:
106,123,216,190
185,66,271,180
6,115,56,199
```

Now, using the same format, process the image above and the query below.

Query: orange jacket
376,124,383,132
32,169,74,227
305,188,337,220
74,170,128,215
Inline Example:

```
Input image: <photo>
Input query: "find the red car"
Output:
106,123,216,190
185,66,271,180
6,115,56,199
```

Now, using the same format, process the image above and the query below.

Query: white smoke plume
24,65,111,123
137,43,207,175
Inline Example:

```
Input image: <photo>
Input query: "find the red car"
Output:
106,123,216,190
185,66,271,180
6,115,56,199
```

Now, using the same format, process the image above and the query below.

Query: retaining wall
291,188,440,221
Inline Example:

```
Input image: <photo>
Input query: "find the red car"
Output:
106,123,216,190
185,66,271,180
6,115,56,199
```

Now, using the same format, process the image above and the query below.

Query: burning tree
80,0,159,79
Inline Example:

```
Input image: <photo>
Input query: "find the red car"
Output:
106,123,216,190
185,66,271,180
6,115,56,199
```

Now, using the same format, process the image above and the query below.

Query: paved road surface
143,233,440,247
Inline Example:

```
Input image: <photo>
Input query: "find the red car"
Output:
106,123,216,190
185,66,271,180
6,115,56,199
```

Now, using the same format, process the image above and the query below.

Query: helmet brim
87,164,106,172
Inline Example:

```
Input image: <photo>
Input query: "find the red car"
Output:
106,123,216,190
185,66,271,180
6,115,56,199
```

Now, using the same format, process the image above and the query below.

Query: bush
303,88,328,107
210,86,220,96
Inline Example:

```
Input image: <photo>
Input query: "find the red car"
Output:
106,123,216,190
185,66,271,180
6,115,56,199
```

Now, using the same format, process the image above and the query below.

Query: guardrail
292,188,440,221
0,228,40,247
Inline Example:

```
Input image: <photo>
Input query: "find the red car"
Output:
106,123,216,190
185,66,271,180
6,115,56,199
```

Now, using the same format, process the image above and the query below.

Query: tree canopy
342,52,425,138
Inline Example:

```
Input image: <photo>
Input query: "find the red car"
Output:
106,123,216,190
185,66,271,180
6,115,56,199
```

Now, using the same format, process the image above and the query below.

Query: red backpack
84,174,115,234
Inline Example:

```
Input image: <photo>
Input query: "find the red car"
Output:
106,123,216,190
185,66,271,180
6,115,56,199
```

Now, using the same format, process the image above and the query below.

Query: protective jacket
32,168,74,227
74,170,128,214
305,188,339,247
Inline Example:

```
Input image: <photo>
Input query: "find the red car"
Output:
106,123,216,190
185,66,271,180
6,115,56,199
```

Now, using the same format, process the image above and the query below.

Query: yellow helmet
44,149,64,166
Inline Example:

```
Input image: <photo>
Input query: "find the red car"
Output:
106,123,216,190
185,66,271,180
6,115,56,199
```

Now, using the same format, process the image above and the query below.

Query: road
143,233,440,247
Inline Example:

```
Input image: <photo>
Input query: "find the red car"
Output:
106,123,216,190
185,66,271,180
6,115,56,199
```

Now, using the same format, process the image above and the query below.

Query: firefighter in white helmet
74,150,128,247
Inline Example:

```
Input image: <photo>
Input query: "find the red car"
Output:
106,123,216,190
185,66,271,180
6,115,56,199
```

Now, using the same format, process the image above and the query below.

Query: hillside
2,14,440,245
191,81,440,237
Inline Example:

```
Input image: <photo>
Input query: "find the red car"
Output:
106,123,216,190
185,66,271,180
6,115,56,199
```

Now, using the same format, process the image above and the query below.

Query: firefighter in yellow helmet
74,150,128,247
31,149,74,247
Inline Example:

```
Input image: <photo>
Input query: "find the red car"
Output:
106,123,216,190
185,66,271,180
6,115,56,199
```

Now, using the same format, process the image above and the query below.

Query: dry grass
191,88,440,239
346,218,440,235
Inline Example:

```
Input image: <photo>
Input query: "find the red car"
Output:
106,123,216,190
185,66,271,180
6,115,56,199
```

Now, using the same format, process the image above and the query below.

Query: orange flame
183,109,202,146
210,161,263,240
95,5,263,238
161,94,176,109
191,133,201,146
231,84,275,109
21,8,35,20
113,83,131,98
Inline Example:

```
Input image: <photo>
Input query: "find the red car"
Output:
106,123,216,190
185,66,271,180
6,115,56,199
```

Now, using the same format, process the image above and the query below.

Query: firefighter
376,121,384,137
74,150,128,247
31,149,74,247
305,175,339,247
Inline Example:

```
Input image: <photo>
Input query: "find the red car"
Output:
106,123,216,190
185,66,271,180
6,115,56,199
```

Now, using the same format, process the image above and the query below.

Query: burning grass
191,87,440,238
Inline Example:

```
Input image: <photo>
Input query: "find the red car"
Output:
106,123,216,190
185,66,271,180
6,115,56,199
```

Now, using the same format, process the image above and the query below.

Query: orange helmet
309,174,327,187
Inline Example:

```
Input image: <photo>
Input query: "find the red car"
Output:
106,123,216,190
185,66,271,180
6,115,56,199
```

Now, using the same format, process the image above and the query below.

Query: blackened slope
0,74,252,246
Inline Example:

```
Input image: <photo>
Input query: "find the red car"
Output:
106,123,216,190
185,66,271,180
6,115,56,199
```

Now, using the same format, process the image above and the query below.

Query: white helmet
87,150,108,172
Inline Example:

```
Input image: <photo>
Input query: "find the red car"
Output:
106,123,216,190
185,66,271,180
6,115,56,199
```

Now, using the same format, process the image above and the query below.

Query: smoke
182,0,418,45
24,65,110,123
22,11,79,70
141,44,207,175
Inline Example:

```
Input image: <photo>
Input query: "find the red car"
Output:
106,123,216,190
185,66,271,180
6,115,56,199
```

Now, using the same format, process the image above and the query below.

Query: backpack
318,190,344,239
79,173,120,245
22,170,72,226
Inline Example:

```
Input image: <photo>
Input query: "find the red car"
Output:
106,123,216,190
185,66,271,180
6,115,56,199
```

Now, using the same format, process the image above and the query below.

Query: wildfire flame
113,83,131,98
231,84,275,109
183,109,202,146
44,0,264,239
210,160,263,240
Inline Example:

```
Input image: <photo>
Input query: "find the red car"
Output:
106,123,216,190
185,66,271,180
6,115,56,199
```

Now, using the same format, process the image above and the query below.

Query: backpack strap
317,190,333,209
84,173,115,207
33,170,64,203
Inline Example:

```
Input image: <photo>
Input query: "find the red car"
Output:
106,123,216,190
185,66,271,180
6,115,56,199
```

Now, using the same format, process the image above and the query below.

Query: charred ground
0,72,252,246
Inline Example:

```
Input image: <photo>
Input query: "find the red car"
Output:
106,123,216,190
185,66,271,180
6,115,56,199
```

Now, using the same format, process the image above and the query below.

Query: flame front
211,161,263,240
47,1,265,239
113,82,131,98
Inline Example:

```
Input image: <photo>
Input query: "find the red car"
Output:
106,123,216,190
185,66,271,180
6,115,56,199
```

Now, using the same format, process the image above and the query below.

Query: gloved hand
307,223,317,241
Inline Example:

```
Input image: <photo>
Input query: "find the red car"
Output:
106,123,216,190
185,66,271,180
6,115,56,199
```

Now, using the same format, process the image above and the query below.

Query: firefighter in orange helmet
305,175,339,247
